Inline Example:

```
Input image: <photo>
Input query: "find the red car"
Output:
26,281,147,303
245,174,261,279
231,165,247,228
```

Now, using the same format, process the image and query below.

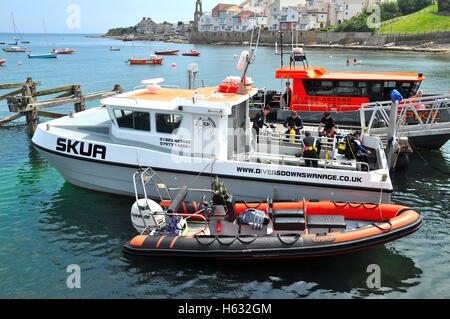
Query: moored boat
123,171,422,259
155,49,179,56
28,53,58,59
128,55,163,65
2,46,27,53
0,59,6,66
182,50,201,57
110,47,121,51
51,48,75,55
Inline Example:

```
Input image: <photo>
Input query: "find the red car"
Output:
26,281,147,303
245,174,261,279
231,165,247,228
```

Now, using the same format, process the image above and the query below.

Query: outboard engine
131,199,166,234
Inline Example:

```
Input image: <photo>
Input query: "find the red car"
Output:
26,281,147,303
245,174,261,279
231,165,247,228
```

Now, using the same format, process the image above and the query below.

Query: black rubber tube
167,186,188,214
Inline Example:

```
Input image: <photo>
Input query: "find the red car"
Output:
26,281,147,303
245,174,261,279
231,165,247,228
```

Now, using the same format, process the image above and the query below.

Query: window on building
156,113,183,134
114,110,151,131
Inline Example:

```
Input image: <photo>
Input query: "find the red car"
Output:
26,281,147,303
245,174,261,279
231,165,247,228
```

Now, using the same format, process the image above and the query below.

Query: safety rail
246,130,371,171
360,94,450,135
240,152,371,172
291,103,362,113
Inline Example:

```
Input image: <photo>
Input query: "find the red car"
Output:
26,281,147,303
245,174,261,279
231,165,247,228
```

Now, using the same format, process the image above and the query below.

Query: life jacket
303,136,318,152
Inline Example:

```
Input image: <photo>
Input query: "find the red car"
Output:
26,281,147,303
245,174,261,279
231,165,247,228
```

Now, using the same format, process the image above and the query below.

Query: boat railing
239,151,371,172
133,167,172,204
360,94,450,134
290,103,361,113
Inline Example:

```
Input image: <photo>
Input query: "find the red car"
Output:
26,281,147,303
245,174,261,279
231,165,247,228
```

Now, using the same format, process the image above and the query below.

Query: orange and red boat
51,49,75,55
182,50,200,57
275,66,425,113
155,49,179,56
128,56,163,65
124,183,422,259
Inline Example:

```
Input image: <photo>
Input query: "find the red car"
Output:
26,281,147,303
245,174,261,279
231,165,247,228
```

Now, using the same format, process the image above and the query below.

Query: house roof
236,10,255,17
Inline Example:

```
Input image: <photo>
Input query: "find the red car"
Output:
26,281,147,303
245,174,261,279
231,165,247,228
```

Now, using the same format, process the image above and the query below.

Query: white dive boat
32,76,393,203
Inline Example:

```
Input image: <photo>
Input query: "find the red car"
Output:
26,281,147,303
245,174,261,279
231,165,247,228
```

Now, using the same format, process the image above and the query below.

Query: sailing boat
3,13,27,53
28,18,57,59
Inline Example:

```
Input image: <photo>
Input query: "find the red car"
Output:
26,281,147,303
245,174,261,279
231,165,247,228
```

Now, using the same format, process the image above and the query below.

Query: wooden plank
0,88,23,102
33,85,75,97
38,111,66,119
0,113,24,126
55,91,75,99
0,82,41,90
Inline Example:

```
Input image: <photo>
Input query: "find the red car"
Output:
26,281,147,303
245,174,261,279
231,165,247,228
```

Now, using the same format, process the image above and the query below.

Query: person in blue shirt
344,131,371,170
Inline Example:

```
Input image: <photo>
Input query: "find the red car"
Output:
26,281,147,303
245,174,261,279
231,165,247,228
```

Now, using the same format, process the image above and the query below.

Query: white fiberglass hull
35,148,391,203
31,104,393,203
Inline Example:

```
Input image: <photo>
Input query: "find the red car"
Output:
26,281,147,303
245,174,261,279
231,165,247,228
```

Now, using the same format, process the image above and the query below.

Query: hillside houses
135,17,193,35
199,0,383,32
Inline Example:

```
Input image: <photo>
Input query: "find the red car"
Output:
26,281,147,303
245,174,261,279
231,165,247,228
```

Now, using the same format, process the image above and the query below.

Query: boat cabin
102,82,256,162
275,66,425,112
101,79,386,172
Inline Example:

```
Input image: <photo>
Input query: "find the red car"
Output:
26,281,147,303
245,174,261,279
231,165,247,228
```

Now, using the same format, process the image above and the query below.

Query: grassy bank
379,4,450,34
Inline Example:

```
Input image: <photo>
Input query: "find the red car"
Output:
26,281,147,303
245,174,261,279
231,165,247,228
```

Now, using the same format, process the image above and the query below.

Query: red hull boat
52,49,75,55
155,50,179,56
182,50,200,57
0,59,5,66
128,58,163,65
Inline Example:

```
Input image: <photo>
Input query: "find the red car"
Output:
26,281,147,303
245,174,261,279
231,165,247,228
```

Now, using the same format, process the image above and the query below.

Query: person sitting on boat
302,131,319,168
283,111,304,142
344,131,370,170
253,106,272,143
283,82,293,107
319,112,336,138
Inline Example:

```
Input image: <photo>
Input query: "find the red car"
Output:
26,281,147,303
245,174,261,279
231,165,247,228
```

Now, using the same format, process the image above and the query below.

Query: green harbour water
0,33,449,298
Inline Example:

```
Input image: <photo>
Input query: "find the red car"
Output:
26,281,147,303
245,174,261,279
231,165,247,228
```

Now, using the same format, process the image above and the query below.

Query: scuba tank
289,128,296,143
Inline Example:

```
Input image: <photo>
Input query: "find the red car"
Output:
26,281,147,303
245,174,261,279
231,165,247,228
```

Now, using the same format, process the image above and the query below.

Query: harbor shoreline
99,35,450,54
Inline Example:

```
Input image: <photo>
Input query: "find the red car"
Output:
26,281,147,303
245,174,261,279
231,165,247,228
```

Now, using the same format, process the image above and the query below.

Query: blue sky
0,0,220,34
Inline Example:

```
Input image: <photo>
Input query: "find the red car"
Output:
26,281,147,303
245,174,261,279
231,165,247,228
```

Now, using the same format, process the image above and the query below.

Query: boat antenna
236,26,261,95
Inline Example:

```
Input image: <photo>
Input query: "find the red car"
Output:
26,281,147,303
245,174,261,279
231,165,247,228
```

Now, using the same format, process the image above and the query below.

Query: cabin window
156,113,183,134
114,109,151,131
114,110,134,129
133,112,151,131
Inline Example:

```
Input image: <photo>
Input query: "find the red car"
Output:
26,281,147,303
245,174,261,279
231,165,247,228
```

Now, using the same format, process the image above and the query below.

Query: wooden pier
0,78,123,135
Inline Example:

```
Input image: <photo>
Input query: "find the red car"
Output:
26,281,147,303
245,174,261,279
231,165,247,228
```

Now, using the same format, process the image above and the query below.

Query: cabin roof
101,86,257,115
275,66,425,82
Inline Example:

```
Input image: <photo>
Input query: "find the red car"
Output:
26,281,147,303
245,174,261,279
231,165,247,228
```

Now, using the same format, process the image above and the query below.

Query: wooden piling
0,78,123,136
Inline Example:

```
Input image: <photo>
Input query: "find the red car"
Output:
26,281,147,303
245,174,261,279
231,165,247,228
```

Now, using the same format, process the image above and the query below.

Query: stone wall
190,30,386,46
190,30,450,46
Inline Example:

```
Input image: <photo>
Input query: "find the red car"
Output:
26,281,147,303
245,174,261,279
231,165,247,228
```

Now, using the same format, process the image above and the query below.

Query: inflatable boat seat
306,215,346,233
273,209,306,231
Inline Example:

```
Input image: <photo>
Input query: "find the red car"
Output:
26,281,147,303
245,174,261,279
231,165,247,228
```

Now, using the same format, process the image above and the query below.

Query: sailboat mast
42,18,50,48
11,13,18,41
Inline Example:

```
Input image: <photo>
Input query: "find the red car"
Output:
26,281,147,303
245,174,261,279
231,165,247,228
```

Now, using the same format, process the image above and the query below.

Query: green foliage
380,2,402,21
379,4,450,34
438,0,450,13
397,0,433,15
105,27,136,37
336,12,374,32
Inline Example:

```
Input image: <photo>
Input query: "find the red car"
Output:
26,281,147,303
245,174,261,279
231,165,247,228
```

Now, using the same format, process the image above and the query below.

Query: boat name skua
56,138,107,160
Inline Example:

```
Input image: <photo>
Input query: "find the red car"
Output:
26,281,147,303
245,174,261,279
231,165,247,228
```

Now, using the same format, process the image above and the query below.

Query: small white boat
3,46,27,53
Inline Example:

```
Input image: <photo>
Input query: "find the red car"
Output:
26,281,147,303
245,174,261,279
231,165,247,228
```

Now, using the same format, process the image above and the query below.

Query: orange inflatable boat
124,184,422,259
